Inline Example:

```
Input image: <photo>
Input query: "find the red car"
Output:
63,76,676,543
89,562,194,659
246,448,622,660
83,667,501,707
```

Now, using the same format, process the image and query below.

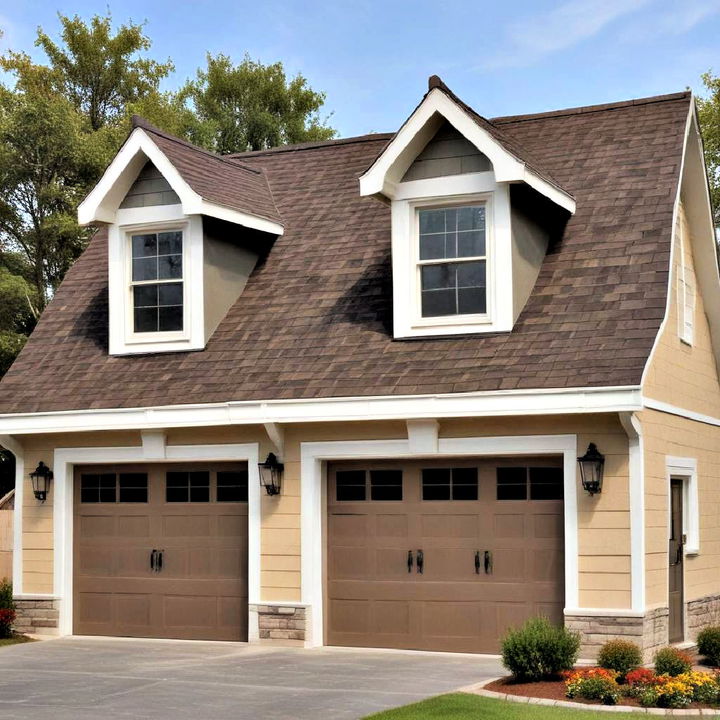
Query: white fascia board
78,129,284,235
0,385,643,436
359,88,576,213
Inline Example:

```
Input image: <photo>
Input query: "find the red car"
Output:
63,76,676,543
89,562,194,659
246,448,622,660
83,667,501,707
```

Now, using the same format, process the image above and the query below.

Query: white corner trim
300,433,579,648
358,88,575,214
0,435,23,595
666,455,699,555
77,128,283,235
0,385,643,436
619,412,646,613
52,442,261,636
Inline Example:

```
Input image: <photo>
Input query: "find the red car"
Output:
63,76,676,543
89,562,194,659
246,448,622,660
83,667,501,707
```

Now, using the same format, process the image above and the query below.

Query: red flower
626,668,656,686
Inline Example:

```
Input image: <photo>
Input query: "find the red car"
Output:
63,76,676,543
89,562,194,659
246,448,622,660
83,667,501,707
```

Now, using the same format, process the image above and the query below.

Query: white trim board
300,433,579,648
0,385,643,436
52,442,261,637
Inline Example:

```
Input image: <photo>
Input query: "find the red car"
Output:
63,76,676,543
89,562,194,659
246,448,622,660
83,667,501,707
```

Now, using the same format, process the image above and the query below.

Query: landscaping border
467,678,720,715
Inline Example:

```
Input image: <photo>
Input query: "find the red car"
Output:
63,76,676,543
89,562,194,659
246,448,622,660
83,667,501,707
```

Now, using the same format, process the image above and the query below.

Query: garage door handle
475,550,481,574
484,550,493,575
158,550,164,572
150,549,158,572
407,550,413,573
416,549,423,574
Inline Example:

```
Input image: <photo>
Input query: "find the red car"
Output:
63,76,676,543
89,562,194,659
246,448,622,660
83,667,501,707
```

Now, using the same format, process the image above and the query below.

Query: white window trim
412,195,492,329
109,206,205,355
666,455,699,555
52,441,261,637
677,216,695,346
300,433,579,647
392,178,512,338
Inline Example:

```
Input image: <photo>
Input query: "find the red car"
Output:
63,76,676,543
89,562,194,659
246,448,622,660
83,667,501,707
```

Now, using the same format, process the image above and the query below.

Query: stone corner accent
249,604,306,642
687,593,720,641
13,599,60,635
565,608,669,662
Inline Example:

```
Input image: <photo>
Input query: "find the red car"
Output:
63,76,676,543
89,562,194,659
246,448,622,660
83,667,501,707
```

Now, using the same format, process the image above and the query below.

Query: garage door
327,457,564,653
74,462,248,640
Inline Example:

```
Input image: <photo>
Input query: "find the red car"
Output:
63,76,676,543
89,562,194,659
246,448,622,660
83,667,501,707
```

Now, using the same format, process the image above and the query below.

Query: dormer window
418,203,487,319
130,229,184,334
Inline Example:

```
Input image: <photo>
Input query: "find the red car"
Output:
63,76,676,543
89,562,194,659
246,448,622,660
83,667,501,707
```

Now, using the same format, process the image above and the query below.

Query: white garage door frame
53,442,261,637
300,433,579,647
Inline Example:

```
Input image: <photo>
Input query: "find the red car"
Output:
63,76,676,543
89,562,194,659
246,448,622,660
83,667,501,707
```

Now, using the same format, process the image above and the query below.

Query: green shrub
597,639,642,680
0,579,14,611
501,616,580,682
698,626,720,666
654,647,692,676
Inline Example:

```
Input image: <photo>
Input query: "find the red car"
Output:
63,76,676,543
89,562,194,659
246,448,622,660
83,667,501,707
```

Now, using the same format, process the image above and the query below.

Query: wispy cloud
481,0,652,69
618,0,720,43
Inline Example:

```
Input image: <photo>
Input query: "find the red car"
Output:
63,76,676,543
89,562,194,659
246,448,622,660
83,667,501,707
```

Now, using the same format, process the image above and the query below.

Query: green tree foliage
697,71,720,226
181,53,336,153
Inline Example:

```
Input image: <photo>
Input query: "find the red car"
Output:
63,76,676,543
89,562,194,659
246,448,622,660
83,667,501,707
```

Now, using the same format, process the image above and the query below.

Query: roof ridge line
492,91,691,125
228,133,394,158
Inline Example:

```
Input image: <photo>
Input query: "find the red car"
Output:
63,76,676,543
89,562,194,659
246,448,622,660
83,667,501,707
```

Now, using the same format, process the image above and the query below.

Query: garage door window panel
496,467,528,500
217,471,248,502
422,467,478,500
529,467,564,500
118,473,148,503
369,470,403,501
166,471,210,502
80,473,117,503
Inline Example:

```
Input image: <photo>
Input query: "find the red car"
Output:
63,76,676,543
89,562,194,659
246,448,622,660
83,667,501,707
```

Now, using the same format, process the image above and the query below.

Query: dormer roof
359,75,576,213
78,116,283,235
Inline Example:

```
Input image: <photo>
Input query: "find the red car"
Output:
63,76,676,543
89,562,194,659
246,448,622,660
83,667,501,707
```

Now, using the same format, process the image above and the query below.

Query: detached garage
73,462,248,641
326,457,564,653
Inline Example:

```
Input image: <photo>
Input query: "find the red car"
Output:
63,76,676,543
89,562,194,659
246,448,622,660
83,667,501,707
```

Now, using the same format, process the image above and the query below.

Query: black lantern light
258,453,283,496
577,443,605,496
29,461,53,503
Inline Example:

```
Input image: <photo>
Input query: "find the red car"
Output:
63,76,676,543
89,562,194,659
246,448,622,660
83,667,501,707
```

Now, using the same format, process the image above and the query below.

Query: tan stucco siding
16,415,632,609
643,203,720,417
640,408,720,608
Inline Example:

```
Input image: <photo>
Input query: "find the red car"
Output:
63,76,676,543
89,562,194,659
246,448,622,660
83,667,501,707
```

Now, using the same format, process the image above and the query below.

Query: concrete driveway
0,637,502,719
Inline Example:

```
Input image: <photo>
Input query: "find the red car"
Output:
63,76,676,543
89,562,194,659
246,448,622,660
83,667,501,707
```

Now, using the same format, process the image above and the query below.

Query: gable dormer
360,76,574,338
77,117,282,355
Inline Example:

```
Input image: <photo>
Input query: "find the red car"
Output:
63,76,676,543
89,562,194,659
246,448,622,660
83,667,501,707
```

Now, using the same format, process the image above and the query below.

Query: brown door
74,463,248,640
669,478,684,643
326,457,564,653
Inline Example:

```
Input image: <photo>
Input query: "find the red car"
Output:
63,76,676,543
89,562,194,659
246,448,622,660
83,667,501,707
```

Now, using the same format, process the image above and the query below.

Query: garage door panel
74,462,247,641
328,458,564,653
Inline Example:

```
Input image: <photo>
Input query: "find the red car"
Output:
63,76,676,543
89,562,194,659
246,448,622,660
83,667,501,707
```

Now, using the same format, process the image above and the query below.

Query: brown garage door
327,457,564,653
74,462,248,640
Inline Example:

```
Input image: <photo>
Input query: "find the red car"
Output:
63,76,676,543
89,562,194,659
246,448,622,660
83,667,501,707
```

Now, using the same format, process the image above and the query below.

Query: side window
80,472,148,503
166,471,210,502
677,212,695,345
421,468,478,500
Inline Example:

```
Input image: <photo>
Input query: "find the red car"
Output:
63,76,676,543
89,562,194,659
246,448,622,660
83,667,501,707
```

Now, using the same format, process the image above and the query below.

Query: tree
0,13,173,310
697,71,720,227
181,53,335,153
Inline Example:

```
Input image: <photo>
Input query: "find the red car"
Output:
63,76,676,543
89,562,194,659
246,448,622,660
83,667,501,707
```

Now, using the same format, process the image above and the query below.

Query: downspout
619,413,645,614
0,435,23,595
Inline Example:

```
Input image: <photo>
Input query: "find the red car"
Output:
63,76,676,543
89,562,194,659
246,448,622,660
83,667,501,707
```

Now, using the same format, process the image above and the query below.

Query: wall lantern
258,453,283,496
577,443,605,496
29,461,53,503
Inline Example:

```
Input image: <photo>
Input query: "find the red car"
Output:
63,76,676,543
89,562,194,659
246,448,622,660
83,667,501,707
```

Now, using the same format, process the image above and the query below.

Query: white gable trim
359,88,576,214
77,128,283,236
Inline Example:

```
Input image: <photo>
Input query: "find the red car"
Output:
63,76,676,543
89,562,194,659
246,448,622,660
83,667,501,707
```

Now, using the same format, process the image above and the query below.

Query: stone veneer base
565,608,669,662
249,604,306,642
687,592,720,642
14,599,59,635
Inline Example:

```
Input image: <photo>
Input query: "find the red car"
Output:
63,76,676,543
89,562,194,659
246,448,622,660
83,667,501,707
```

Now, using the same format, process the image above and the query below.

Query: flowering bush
0,608,15,639
625,667,656,688
597,640,642,680
625,668,720,708
563,667,620,705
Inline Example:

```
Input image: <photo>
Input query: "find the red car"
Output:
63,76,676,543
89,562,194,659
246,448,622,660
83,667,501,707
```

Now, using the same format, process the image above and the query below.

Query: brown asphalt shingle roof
131,116,282,225
0,90,691,414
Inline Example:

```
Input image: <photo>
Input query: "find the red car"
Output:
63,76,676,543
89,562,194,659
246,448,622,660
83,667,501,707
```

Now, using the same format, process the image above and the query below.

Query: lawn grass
0,634,35,648
363,693,643,719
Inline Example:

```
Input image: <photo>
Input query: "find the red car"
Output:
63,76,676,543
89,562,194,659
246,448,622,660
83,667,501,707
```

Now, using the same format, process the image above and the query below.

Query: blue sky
2,0,720,138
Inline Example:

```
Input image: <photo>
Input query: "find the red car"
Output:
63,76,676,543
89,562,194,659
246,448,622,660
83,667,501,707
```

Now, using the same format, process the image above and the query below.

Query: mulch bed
484,676,716,711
